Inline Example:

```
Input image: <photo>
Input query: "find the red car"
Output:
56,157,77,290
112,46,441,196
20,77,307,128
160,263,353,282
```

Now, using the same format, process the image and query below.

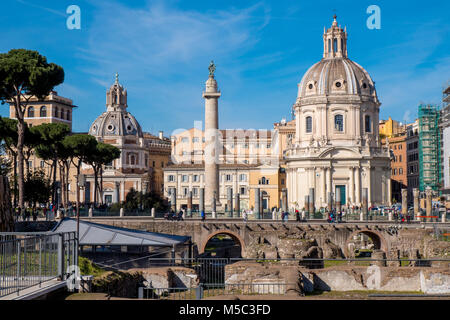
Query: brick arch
344,229,389,257
199,229,245,256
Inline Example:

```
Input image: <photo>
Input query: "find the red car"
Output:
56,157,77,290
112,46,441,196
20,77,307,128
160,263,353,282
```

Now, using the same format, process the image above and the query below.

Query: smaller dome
89,110,143,138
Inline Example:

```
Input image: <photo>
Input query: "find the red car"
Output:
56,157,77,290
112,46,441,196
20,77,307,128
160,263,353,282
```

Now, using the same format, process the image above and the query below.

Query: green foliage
109,202,122,211
78,257,106,277
0,49,64,101
92,142,120,166
123,188,168,212
32,123,71,161
24,169,51,205
63,134,98,166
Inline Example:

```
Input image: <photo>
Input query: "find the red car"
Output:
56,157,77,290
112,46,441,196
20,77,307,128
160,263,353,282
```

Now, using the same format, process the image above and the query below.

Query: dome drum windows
305,116,313,133
334,114,344,132
364,115,372,133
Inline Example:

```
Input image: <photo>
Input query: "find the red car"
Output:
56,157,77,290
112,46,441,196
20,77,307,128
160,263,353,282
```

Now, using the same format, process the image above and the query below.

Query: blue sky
1,0,449,136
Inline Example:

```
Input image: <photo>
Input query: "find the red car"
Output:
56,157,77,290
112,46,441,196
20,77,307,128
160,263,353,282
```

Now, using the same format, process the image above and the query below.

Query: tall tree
0,49,64,211
0,117,19,206
89,142,120,206
33,123,71,207
63,134,97,216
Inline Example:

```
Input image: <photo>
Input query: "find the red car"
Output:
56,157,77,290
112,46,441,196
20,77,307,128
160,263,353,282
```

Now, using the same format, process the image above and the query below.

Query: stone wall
129,266,199,290
225,262,450,294
72,218,450,262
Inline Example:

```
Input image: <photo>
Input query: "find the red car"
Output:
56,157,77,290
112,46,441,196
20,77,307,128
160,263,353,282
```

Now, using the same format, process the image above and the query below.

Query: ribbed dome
297,57,377,100
89,110,143,138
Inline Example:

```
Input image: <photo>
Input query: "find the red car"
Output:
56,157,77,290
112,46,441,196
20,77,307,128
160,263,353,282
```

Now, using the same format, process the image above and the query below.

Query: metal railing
139,282,296,300
139,257,450,299
0,232,77,298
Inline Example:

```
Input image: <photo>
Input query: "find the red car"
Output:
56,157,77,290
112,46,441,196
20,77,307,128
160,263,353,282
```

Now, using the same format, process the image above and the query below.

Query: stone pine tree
0,49,64,212
63,134,98,214
88,142,121,206
0,117,19,206
32,123,71,206
0,117,14,231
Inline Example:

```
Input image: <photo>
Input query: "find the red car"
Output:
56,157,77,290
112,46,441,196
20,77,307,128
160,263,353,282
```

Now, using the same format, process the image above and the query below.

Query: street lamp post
77,174,86,240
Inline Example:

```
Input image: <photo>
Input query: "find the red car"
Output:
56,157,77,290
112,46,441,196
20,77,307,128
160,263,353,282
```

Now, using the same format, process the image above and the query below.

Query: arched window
54,107,59,118
328,39,331,53
341,38,343,52
40,106,47,117
261,177,266,185
60,109,64,119
333,38,337,53
306,116,312,133
130,154,135,165
334,114,344,131
365,115,372,133
67,110,71,121
27,107,34,118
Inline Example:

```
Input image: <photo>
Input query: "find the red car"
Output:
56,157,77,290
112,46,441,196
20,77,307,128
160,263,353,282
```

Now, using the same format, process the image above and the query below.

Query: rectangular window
193,188,198,196
334,114,344,131
181,137,189,143
168,175,175,182
40,160,45,168
240,187,245,195
193,175,199,182
192,137,199,143
239,174,247,182
365,115,371,133
306,116,312,133
182,175,188,182
226,174,232,182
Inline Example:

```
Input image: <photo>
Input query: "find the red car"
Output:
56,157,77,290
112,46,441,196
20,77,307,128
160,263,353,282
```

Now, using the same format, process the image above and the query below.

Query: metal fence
139,282,297,300
0,232,77,298
138,256,450,299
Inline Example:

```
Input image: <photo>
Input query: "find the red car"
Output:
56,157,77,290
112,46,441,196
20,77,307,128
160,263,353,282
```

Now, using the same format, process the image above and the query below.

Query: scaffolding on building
418,104,441,193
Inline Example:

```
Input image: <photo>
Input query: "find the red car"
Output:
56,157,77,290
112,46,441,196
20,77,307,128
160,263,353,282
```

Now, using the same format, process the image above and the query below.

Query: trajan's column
203,61,221,212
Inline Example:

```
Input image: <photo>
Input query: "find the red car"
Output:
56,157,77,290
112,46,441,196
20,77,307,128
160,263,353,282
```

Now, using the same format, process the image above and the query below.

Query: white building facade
284,16,391,210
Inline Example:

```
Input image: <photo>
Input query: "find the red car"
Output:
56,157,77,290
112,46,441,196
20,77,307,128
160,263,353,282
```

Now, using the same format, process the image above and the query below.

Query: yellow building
379,117,405,138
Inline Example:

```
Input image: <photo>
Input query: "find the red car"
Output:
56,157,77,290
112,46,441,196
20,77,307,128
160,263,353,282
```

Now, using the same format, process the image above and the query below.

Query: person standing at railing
295,209,300,222
201,210,205,221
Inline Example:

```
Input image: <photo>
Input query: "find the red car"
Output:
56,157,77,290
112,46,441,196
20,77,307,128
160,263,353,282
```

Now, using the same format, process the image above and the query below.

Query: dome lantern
106,73,128,112
323,15,347,59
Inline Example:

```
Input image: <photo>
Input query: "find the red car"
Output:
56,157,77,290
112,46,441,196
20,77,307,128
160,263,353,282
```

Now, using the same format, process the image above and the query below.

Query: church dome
297,15,378,103
89,110,143,138
89,74,143,138
298,58,377,99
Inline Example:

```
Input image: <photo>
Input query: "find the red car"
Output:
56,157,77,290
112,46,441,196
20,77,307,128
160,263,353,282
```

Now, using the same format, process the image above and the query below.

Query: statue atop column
208,60,216,77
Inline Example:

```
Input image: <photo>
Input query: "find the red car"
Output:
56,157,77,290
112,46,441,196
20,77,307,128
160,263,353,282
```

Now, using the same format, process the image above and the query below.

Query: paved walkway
0,278,66,300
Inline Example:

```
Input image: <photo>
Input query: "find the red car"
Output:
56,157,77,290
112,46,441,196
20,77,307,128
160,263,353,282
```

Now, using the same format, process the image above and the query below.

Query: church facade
83,75,171,204
284,16,391,210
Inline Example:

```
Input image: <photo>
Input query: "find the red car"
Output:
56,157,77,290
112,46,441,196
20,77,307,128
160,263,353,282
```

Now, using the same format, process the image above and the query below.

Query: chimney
159,131,163,140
